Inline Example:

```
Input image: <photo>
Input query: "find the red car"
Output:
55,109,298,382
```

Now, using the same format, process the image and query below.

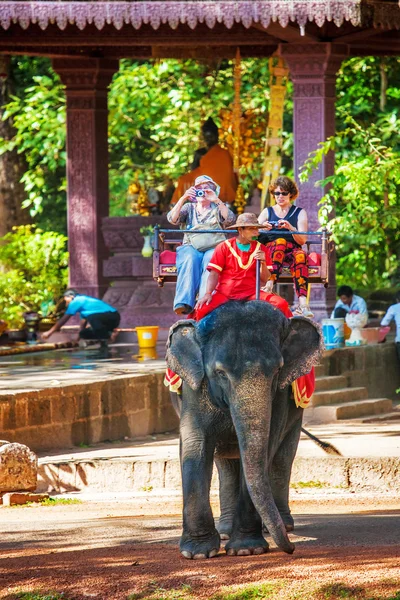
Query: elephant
166,300,322,559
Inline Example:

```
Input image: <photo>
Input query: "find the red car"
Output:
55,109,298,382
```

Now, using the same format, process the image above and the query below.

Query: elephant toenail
209,549,218,558
193,553,207,559
220,533,230,540
181,551,193,559
254,547,267,555
237,549,251,556
226,548,236,556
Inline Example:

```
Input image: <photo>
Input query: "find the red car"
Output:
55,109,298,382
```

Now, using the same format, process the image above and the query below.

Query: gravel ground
0,493,399,600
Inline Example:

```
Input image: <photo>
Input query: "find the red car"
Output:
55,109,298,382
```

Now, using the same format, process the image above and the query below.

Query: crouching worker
42,289,120,344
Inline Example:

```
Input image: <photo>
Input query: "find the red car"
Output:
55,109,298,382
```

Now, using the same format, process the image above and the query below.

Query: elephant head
166,300,322,555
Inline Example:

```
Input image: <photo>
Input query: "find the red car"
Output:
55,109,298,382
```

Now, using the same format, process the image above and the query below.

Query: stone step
315,375,347,392
312,398,393,422
314,364,326,377
352,408,400,424
311,387,368,407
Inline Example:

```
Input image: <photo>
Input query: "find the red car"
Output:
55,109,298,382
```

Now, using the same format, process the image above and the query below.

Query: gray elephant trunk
230,370,295,554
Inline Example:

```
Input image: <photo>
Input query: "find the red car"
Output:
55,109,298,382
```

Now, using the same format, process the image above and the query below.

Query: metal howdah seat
152,225,330,288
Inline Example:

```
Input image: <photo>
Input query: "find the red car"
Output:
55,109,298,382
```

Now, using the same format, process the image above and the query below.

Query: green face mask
251,236,259,241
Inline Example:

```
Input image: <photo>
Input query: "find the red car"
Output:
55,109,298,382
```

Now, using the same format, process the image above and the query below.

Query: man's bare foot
109,330,119,344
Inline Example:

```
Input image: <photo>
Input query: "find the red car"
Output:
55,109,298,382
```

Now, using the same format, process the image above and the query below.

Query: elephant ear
278,317,322,389
166,320,204,391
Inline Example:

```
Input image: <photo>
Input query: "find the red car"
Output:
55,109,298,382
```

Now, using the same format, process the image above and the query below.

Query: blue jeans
174,244,215,311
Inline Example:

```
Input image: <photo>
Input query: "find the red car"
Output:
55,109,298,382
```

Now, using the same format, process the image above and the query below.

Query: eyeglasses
273,191,290,197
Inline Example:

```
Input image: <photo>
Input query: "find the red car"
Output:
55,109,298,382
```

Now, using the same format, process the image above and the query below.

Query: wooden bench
153,227,330,288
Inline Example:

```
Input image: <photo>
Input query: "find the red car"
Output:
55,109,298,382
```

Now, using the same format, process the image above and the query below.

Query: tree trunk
0,56,30,239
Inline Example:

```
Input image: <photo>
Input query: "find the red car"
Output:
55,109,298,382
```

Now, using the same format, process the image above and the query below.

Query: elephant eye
215,369,227,379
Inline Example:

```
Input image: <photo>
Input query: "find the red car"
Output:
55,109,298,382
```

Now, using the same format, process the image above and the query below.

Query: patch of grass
8,497,83,509
290,480,328,489
9,592,71,600
139,486,154,492
319,583,366,599
39,497,83,506
210,583,278,600
128,582,193,600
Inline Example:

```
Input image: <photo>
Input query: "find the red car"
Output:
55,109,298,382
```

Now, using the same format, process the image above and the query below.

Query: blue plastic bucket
321,318,345,350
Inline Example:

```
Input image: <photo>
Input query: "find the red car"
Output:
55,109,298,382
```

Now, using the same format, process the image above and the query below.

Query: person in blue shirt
331,285,368,320
381,291,400,361
42,289,120,343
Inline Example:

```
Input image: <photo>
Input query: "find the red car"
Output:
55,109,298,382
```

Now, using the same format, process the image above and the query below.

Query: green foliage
3,57,67,233
300,110,400,290
1,57,273,226
139,225,155,237
0,225,68,328
109,58,271,214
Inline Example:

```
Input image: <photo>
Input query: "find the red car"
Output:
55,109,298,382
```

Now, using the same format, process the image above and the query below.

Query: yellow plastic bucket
135,326,159,348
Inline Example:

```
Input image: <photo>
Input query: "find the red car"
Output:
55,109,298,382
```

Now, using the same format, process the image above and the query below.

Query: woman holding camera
167,174,235,315
258,176,313,318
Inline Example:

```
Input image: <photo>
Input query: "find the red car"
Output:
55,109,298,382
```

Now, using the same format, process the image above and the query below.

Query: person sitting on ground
167,174,235,315
380,290,400,362
257,176,313,319
41,289,120,344
331,285,368,319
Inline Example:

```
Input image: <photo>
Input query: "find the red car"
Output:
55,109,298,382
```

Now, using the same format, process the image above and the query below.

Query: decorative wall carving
0,2,365,32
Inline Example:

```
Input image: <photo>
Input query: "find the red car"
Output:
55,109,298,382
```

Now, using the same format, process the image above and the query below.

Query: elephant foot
217,519,233,540
180,530,221,560
225,533,269,557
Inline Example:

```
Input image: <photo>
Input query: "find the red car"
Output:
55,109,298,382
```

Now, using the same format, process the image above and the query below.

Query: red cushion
160,250,177,265
308,252,321,266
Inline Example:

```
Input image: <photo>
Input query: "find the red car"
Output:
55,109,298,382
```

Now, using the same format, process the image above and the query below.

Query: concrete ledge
37,455,400,494
0,372,179,452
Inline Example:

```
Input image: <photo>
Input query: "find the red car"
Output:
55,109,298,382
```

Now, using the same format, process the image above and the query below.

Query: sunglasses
273,191,290,197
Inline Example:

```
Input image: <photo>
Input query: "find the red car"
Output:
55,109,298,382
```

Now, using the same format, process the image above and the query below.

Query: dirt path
1,496,399,600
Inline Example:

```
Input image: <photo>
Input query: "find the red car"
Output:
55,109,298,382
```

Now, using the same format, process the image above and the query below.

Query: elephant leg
180,429,220,559
225,466,269,556
215,457,240,540
269,402,303,531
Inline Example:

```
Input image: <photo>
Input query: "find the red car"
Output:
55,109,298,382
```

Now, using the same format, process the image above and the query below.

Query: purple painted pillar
280,43,348,319
53,58,119,298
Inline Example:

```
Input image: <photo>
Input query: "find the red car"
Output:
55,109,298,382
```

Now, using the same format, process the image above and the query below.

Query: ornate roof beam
0,1,363,32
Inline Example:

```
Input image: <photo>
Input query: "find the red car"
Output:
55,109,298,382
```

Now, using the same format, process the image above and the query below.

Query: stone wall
0,372,178,452
322,342,400,401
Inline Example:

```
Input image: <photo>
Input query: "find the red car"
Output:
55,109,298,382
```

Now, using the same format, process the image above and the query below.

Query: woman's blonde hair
269,176,299,202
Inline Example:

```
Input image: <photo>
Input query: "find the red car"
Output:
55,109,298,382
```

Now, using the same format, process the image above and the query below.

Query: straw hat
226,212,264,229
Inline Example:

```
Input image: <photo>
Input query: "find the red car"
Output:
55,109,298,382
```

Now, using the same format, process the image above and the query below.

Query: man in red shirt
195,212,291,319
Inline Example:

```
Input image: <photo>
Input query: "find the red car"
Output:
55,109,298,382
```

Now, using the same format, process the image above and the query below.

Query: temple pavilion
0,1,399,325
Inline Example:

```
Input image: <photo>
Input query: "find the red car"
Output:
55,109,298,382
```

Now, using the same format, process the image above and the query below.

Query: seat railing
153,226,330,288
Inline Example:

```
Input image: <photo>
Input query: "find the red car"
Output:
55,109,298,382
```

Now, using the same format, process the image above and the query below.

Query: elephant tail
301,427,343,456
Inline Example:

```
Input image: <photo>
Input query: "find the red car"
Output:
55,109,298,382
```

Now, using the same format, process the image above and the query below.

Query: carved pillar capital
53,58,119,91
279,43,349,319
279,43,348,80
52,58,119,298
